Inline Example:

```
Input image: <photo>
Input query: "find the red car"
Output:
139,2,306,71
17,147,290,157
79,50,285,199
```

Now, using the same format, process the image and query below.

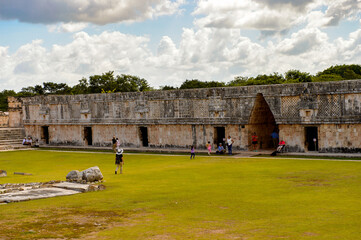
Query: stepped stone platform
0,128,29,151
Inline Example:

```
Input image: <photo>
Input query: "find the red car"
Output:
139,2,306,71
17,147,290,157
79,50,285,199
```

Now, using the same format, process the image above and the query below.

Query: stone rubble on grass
66,170,82,182
66,166,103,183
0,167,106,204
0,181,106,204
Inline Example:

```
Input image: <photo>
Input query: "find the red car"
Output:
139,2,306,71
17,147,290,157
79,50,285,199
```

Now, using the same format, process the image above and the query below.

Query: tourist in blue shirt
271,131,279,148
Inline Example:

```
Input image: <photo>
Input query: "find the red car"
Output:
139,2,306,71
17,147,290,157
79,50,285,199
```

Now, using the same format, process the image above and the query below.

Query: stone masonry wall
17,80,361,152
0,111,9,127
7,96,23,127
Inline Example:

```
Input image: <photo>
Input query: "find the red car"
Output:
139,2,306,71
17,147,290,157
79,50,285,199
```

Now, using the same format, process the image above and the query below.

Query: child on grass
190,145,195,159
206,141,212,155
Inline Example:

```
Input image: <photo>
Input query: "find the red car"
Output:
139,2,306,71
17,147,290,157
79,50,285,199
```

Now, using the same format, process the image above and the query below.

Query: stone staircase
0,128,28,151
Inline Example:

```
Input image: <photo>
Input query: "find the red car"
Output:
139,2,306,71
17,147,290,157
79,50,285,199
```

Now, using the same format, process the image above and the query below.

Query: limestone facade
0,111,9,127
11,80,361,153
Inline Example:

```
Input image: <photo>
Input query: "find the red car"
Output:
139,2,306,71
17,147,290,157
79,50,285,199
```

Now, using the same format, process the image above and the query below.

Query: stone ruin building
6,79,361,153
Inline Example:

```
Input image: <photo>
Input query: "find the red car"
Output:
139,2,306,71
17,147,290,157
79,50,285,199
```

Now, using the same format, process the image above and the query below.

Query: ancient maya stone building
8,80,361,153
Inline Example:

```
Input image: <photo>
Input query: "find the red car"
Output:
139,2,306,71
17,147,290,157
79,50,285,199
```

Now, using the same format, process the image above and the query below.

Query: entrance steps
0,128,29,151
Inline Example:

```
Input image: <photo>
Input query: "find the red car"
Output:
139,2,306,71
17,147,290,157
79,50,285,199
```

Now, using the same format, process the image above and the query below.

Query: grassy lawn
0,150,361,239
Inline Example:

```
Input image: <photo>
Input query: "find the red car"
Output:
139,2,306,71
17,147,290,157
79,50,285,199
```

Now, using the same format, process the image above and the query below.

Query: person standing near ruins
115,148,124,174
251,132,258,151
112,136,117,152
227,136,234,155
190,145,195,159
271,131,279,148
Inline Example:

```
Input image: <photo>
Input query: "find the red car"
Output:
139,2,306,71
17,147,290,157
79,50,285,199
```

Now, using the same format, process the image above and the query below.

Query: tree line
1,64,360,111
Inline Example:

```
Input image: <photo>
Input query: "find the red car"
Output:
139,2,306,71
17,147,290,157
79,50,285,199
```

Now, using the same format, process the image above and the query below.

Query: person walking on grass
190,145,195,159
115,148,124,174
206,141,212,155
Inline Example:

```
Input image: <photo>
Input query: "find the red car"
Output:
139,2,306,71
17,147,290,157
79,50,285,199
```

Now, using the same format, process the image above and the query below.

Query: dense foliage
1,64,360,111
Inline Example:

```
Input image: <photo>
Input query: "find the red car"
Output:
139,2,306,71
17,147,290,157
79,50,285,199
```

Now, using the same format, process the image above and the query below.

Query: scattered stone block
66,170,82,182
0,170,7,177
0,188,80,203
53,182,90,193
81,166,103,182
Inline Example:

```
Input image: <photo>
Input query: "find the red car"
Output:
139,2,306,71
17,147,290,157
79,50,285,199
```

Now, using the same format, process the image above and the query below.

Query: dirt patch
279,174,331,187
0,208,127,240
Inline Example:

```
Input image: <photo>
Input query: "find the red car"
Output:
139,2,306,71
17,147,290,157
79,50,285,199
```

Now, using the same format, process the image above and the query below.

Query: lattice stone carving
318,94,341,117
149,101,161,119
230,99,241,117
193,100,209,118
179,100,191,118
281,96,300,118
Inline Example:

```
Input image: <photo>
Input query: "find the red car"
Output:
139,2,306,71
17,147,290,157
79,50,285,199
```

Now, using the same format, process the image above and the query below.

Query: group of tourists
192,135,235,159
22,137,39,147
112,131,286,172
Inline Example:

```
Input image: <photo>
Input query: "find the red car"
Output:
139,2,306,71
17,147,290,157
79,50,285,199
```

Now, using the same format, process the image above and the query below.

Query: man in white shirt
227,136,234,155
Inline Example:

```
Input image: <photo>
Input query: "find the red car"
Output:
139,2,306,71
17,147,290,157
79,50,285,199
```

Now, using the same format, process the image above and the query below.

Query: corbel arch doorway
248,93,277,149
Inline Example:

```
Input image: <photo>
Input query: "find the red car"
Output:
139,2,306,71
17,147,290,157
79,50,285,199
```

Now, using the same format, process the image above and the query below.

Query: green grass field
0,150,361,239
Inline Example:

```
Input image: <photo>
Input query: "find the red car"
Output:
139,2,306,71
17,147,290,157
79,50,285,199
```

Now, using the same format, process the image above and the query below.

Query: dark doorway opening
305,127,318,151
248,93,277,149
214,127,225,147
84,127,92,146
140,127,149,147
41,126,49,144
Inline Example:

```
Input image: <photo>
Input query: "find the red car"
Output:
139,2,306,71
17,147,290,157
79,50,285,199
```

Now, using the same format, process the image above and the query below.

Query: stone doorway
41,126,49,144
84,127,92,146
139,127,149,147
305,126,318,151
214,127,225,148
248,93,277,149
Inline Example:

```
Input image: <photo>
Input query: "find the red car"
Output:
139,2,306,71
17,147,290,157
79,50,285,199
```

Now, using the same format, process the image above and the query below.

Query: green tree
116,74,151,92
160,85,177,90
285,70,312,83
312,74,343,82
180,79,225,89
71,78,90,95
0,90,16,111
89,71,118,93
43,82,72,94
227,76,249,86
316,64,361,80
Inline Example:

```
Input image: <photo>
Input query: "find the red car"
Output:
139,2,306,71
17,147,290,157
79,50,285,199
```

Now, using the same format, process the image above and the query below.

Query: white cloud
0,0,185,25
277,28,328,55
1,26,361,91
48,22,89,33
322,0,361,26
193,0,361,34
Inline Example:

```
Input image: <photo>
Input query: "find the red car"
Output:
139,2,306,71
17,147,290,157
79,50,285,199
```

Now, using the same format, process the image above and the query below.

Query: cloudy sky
0,0,360,90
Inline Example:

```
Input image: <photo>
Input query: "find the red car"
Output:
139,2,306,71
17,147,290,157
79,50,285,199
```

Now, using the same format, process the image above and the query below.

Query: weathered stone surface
53,182,90,192
66,170,82,181
0,170,7,177
0,188,80,203
81,166,103,182
12,79,361,153
0,181,106,204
